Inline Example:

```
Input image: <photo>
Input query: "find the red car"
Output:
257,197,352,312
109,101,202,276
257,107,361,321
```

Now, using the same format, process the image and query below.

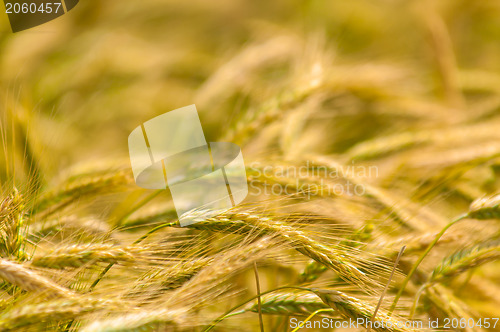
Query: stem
88,263,113,291
116,190,163,227
369,246,405,331
389,214,466,314
132,221,179,245
409,283,429,319
254,262,265,332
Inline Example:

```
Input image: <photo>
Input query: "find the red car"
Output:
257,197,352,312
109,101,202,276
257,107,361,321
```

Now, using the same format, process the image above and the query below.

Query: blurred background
1,0,500,188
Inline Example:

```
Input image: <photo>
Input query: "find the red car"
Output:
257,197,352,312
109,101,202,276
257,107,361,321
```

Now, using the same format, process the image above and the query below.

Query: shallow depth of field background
1,0,500,177
0,0,499,331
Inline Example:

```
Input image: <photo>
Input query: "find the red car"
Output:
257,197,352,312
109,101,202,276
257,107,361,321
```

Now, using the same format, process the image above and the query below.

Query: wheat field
0,0,500,331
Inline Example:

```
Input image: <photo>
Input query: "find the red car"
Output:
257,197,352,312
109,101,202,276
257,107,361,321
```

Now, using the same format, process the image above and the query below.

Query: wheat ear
244,290,332,316
0,297,118,330
187,212,389,292
468,192,500,220
79,308,187,332
431,240,500,283
0,259,74,298
30,243,138,269
314,289,419,332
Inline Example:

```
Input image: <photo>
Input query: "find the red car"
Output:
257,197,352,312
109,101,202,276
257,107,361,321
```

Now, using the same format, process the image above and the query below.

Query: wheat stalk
431,240,500,283
347,121,500,161
424,284,481,332
244,290,332,316
30,243,139,269
164,236,277,307
468,192,500,220
314,289,418,332
0,190,26,259
33,168,133,218
298,260,328,283
0,259,74,298
186,211,391,292
0,297,119,330
28,215,113,243
80,308,188,332
81,238,275,331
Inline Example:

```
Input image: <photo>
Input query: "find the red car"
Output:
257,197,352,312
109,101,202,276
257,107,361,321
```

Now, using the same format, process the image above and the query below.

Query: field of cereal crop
0,1,499,331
